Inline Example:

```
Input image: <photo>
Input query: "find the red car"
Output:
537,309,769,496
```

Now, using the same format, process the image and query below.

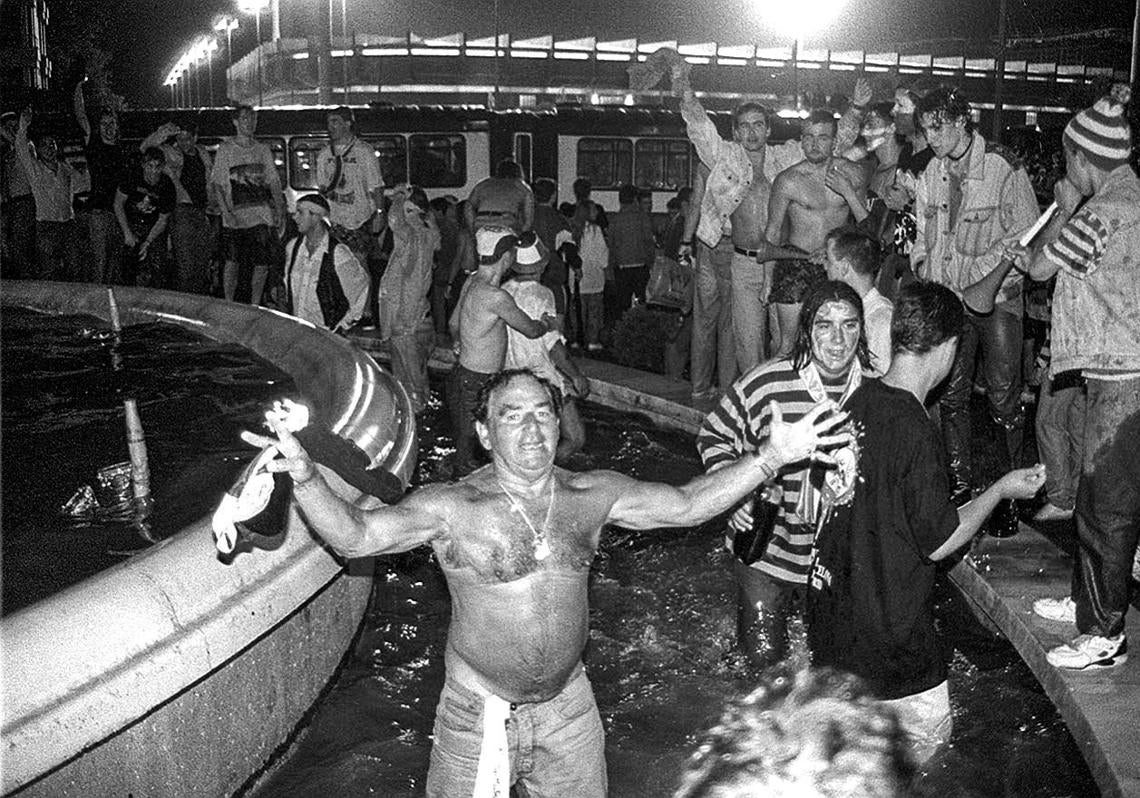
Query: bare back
454,278,511,373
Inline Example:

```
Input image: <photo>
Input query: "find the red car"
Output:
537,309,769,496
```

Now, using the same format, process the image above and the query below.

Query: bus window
366,135,408,188
513,133,532,182
289,137,324,191
409,134,465,188
577,138,632,189
259,138,287,190
634,139,691,191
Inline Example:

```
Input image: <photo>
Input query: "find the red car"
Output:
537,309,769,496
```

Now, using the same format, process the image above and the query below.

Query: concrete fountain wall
1,282,417,797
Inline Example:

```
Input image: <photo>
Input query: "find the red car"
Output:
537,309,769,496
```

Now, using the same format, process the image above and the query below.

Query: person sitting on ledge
242,367,851,798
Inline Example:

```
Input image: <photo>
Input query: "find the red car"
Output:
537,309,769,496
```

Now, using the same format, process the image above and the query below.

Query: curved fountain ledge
2,281,417,797
489,350,1138,798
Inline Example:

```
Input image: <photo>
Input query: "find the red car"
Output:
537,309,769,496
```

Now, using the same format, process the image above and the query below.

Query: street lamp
238,0,269,106
753,0,847,109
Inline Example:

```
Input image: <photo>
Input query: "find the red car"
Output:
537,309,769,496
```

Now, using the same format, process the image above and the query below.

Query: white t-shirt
316,137,383,230
209,137,280,230
504,279,564,389
862,287,894,375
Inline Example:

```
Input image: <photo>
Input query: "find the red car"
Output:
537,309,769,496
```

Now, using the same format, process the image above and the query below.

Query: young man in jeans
1019,85,1140,670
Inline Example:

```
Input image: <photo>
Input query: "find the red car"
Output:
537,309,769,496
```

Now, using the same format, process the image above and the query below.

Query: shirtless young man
245,368,851,797
448,227,556,475
672,61,869,374
765,111,869,358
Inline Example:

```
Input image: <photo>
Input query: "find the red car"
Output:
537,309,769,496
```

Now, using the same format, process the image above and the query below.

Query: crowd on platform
4,67,1139,795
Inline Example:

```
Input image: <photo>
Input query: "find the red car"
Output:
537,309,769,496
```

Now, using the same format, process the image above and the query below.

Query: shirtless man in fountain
244,368,850,798
765,110,870,358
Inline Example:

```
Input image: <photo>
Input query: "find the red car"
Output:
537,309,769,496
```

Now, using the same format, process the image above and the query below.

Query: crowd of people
4,67,1139,795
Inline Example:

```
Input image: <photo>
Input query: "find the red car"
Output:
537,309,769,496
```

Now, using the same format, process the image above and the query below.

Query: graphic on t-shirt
228,162,273,209
817,420,862,529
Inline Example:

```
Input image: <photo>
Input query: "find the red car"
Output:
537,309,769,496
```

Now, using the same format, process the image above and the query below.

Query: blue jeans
426,667,607,798
1036,375,1086,511
690,238,736,394
1072,376,1140,638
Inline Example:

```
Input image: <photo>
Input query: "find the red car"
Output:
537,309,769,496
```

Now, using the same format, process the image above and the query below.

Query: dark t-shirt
806,379,960,700
897,141,934,179
85,136,130,212
118,170,176,236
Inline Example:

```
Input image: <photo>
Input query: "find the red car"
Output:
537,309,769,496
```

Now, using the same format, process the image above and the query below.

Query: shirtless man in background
246,367,850,797
766,111,869,358
674,61,868,374
448,227,556,474
466,158,535,235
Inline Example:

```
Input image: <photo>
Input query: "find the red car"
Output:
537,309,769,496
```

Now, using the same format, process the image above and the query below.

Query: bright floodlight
755,0,847,38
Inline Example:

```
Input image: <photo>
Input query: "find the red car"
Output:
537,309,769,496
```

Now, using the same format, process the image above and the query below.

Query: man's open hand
767,400,852,468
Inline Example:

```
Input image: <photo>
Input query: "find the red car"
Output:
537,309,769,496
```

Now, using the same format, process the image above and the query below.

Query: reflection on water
253,382,1096,798
1,308,295,613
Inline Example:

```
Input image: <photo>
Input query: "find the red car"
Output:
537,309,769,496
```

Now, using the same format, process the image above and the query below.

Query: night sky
90,0,1136,106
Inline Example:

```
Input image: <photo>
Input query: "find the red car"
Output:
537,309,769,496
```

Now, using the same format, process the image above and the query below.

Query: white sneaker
1046,633,1127,670
1033,595,1076,624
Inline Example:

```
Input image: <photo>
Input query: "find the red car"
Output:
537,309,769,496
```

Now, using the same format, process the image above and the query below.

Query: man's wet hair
533,178,557,204
327,105,355,125
790,280,871,371
825,227,881,278
473,369,563,425
733,101,771,128
916,86,972,131
231,104,255,120
802,109,838,135
673,666,914,798
142,147,166,166
572,177,592,200
618,184,639,205
494,158,522,179
890,281,963,356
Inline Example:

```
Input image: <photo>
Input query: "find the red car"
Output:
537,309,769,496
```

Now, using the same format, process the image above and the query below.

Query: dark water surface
1,308,295,614
252,383,1097,798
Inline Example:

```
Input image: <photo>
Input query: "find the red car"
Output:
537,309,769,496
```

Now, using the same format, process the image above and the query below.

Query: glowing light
754,0,847,38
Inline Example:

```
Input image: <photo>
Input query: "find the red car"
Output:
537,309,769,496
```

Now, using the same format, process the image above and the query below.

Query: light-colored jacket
680,97,860,248
1050,166,1140,377
911,132,1038,308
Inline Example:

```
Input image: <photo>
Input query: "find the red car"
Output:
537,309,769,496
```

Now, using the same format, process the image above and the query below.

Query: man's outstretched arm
605,401,851,530
245,419,447,558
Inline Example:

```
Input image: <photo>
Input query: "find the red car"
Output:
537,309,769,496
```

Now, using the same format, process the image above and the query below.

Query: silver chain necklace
497,477,555,561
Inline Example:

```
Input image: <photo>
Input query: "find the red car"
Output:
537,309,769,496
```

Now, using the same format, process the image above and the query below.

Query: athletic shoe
1033,502,1074,522
1033,595,1076,624
1046,633,1127,670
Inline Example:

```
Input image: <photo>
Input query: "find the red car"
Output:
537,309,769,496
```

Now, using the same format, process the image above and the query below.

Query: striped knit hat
1063,84,1132,171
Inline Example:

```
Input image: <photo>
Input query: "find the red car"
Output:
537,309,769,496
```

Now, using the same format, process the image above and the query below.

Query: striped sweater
697,360,859,586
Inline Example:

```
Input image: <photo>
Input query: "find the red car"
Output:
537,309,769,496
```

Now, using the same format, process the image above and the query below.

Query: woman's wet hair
790,280,871,372
473,369,563,425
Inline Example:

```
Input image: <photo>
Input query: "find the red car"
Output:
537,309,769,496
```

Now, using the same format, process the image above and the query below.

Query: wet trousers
690,238,736,395
1071,376,1140,638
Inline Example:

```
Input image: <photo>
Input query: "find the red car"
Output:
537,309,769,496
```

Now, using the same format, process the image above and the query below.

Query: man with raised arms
672,59,868,374
447,227,557,476
244,367,850,797
765,110,870,358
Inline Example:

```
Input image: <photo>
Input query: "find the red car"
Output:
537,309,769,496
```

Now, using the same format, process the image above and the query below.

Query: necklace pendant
534,539,551,561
